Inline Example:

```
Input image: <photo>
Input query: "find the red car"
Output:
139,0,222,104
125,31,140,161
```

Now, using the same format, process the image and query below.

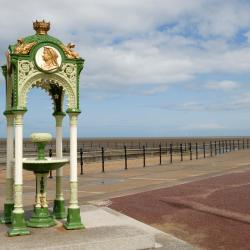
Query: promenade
0,149,249,249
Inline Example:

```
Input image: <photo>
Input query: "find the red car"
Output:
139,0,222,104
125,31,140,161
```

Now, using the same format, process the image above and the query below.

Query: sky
1,0,250,138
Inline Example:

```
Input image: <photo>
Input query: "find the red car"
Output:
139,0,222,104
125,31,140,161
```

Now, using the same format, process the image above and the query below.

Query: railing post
49,148,53,178
180,144,183,161
247,139,249,149
219,141,221,154
124,145,127,170
80,148,83,175
226,140,228,152
214,141,217,155
195,142,198,159
203,142,206,158
101,147,105,173
143,145,146,167
159,144,162,165
229,140,232,151
210,141,212,157
233,140,235,151
189,143,192,160
238,139,240,150
170,144,173,163
243,139,245,149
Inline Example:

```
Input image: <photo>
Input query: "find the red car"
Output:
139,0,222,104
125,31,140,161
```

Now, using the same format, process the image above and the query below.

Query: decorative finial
33,20,50,35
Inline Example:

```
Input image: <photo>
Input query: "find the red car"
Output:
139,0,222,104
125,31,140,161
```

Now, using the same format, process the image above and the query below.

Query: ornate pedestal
27,173,56,228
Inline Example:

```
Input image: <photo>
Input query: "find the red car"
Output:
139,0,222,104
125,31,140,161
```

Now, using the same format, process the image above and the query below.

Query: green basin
23,157,69,173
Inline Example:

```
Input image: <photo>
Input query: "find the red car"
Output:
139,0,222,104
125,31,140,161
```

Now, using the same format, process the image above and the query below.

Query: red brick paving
110,171,250,250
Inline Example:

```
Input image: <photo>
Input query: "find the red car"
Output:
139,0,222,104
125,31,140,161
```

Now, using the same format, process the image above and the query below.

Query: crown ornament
33,20,50,35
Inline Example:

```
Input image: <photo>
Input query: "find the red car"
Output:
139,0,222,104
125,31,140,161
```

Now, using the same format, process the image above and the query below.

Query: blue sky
1,0,250,138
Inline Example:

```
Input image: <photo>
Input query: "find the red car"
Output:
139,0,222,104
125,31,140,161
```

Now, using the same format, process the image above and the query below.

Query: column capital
4,111,14,126
54,113,66,127
12,109,27,125
14,111,26,126
12,109,27,115
66,109,81,115
53,111,66,117
67,111,80,126
3,110,14,116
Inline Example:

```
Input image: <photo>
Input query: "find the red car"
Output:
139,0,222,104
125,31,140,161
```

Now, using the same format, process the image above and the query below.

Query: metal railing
74,139,248,175
0,138,249,177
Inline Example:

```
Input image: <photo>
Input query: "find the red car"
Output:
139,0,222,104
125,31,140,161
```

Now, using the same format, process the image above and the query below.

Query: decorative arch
25,81,65,114
19,72,76,110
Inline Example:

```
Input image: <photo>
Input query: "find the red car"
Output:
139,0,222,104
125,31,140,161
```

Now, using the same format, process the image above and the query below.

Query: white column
69,113,79,209
5,114,14,204
55,115,64,200
13,113,24,213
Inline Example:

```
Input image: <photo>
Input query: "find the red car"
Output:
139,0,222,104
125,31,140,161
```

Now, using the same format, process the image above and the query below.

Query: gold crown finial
33,20,50,35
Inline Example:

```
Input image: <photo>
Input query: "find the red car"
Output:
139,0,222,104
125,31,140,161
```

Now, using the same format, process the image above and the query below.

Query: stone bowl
23,157,69,173
30,133,52,143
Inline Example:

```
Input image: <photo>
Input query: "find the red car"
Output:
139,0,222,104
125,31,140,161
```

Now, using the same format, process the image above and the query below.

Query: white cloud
168,102,205,111
142,85,168,96
231,93,250,109
2,1,250,136
244,31,250,44
206,80,239,91
82,43,195,89
181,123,225,130
193,1,250,38
1,0,250,95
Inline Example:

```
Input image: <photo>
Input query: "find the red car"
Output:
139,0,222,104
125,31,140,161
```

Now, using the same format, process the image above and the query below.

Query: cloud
206,80,239,91
231,93,250,109
193,1,250,38
1,0,250,95
2,1,250,137
142,85,168,96
0,0,250,95
162,102,205,111
160,95,250,112
180,123,225,130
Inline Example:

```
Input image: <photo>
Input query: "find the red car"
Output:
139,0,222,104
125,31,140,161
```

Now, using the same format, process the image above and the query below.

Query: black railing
71,139,249,174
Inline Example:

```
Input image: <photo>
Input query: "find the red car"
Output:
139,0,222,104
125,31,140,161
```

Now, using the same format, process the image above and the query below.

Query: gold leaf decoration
14,38,37,55
60,43,79,59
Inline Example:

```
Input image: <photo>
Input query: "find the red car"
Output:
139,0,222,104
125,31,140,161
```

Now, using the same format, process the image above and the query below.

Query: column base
64,207,84,230
0,203,14,224
53,199,66,219
27,207,56,228
8,212,30,236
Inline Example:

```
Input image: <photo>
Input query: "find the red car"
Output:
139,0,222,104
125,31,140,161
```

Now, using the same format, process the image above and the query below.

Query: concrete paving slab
0,205,195,250
0,209,154,250
82,205,195,250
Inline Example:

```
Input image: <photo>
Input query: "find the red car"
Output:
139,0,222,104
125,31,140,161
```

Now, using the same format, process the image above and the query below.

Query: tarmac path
110,167,250,249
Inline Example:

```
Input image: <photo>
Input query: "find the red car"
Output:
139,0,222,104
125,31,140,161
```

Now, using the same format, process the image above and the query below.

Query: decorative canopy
2,20,84,116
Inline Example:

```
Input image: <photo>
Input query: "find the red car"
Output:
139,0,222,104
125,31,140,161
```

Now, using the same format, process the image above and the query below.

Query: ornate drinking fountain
23,133,68,228
0,20,85,236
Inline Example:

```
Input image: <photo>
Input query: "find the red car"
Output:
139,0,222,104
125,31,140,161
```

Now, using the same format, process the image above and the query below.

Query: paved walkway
0,149,250,249
110,169,250,250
